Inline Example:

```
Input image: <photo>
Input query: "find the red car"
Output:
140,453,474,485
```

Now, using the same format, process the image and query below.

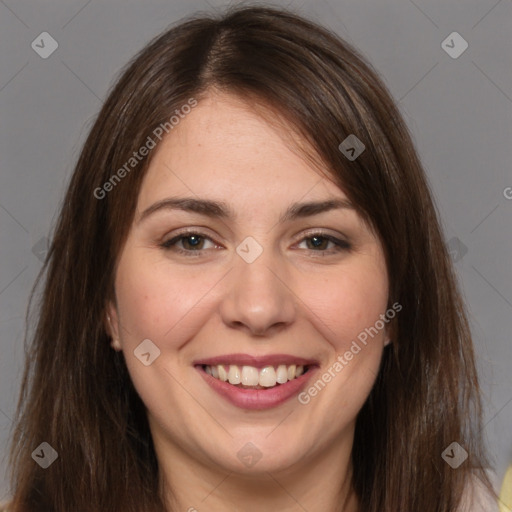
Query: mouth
194,354,319,410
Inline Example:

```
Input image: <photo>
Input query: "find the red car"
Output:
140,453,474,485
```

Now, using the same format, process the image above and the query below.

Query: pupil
186,235,202,248
310,236,326,249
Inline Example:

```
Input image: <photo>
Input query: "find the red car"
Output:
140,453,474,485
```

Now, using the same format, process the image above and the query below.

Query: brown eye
179,234,205,250
161,231,218,255
297,233,351,253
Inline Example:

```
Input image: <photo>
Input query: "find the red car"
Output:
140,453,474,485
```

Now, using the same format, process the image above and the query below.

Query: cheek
113,251,223,347
114,269,177,344
294,266,388,423
301,264,389,353
112,252,213,412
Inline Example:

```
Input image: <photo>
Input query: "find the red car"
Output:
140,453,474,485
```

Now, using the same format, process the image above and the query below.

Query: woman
3,5,498,511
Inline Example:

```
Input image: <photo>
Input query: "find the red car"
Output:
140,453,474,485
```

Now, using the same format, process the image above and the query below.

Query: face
106,92,390,477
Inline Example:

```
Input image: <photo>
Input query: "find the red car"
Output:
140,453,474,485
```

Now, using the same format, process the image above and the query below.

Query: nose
219,249,297,337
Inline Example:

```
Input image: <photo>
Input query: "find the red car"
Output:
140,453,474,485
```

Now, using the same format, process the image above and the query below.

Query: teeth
228,365,241,384
259,366,277,387
241,365,259,386
218,365,228,382
204,363,308,388
276,365,288,384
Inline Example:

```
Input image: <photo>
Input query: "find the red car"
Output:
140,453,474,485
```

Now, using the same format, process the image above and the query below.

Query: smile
194,354,319,410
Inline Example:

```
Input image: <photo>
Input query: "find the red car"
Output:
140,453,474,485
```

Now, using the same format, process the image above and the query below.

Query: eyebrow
137,196,354,224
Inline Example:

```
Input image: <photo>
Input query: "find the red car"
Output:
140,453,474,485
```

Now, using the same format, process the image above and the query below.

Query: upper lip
193,353,319,368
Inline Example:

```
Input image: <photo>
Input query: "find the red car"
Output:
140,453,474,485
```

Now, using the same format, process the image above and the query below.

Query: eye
161,231,219,256
295,232,351,254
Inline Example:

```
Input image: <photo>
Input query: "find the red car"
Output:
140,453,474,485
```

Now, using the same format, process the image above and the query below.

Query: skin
106,92,390,512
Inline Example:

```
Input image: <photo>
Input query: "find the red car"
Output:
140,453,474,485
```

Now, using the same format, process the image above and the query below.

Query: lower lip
196,366,318,410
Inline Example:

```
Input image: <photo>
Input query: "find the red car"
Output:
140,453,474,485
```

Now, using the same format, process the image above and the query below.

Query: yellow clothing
500,464,512,512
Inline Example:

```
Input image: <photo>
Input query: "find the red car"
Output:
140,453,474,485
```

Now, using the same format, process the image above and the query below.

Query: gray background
0,0,511,502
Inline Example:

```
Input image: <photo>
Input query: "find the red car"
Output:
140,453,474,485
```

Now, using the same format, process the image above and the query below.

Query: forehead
137,92,348,211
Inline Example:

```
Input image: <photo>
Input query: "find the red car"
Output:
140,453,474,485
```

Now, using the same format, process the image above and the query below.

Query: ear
105,300,122,351
383,322,395,346
383,310,398,347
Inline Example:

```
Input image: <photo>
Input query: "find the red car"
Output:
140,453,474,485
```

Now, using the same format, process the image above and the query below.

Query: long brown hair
6,5,494,511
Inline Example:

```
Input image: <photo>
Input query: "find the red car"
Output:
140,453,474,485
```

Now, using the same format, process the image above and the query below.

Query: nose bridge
219,242,296,335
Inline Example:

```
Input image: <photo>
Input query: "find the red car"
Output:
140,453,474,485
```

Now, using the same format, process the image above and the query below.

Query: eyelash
160,229,351,257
